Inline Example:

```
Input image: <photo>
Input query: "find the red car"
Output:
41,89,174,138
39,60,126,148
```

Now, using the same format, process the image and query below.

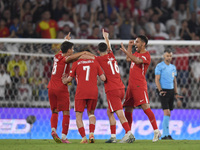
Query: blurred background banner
0,108,199,140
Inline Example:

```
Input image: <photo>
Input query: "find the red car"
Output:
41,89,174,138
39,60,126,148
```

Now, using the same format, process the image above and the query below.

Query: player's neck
164,60,170,65
139,48,147,54
100,52,107,56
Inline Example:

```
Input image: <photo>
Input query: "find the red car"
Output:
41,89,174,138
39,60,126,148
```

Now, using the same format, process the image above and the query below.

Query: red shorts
106,89,125,112
48,88,70,111
74,99,97,112
123,88,149,108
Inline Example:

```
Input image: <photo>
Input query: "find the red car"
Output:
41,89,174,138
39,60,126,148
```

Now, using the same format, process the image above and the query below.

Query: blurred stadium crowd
0,0,200,108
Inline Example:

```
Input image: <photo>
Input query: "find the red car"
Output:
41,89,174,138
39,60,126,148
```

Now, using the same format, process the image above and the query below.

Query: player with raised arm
62,48,106,144
48,33,91,144
93,29,135,143
120,36,161,142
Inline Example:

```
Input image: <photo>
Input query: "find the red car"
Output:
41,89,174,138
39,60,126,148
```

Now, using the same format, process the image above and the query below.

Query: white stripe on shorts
144,91,148,103
108,100,114,112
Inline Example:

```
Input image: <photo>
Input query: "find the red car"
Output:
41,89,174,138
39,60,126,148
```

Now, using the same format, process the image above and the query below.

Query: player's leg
124,106,134,130
57,91,71,143
162,109,171,139
115,109,135,143
141,103,161,142
87,99,97,143
61,110,70,143
105,108,117,143
75,99,87,143
48,89,62,143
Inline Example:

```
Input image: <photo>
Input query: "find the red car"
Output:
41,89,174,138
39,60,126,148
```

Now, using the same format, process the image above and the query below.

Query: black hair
164,48,172,53
79,46,91,53
60,41,74,53
98,42,107,52
137,35,148,46
92,25,99,30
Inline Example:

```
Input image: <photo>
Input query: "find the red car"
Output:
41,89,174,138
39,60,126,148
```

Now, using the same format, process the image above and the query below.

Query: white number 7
83,66,90,81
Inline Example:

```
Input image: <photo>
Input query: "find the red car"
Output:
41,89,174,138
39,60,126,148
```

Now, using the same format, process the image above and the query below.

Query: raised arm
120,43,143,64
72,8,79,29
89,8,95,29
102,29,112,51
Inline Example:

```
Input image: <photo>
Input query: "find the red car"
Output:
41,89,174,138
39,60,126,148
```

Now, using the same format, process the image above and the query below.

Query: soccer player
120,36,161,142
48,34,91,143
62,48,106,144
155,49,183,140
94,30,135,143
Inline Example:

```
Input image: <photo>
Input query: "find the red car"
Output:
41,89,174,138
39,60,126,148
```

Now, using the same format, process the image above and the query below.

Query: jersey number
108,60,119,75
83,66,90,81
52,58,59,75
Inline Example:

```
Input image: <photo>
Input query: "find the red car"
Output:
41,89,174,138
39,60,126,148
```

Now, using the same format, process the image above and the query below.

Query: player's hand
129,40,134,46
175,94,183,101
62,74,68,84
177,99,182,108
159,91,166,96
102,29,109,39
65,32,71,41
120,43,127,53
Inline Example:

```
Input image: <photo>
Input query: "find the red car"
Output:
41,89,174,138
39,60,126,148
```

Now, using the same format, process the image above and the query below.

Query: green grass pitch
0,139,200,150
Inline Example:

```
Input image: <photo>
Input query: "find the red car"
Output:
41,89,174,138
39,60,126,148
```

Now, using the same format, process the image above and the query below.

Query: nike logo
187,123,200,134
140,99,144,102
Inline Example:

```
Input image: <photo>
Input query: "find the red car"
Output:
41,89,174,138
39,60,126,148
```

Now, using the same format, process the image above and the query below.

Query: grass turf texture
0,140,200,150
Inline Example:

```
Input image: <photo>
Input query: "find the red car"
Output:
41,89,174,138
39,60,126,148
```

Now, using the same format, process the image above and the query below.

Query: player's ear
97,50,100,54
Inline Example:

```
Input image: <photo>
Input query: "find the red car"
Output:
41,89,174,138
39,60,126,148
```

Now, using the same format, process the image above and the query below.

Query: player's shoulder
156,61,164,68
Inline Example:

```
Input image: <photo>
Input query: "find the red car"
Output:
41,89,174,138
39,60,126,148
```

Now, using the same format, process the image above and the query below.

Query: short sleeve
6,74,11,83
155,64,161,75
69,62,77,77
139,53,150,64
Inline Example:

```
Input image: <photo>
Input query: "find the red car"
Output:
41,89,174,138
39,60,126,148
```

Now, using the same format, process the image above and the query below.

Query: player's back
95,51,125,92
70,59,103,100
129,51,151,90
47,51,70,91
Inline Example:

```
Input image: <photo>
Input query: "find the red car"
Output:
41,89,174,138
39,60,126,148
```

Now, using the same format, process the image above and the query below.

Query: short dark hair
138,35,148,46
60,41,74,53
98,42,107,52
79,46,91,53
164,48,172,53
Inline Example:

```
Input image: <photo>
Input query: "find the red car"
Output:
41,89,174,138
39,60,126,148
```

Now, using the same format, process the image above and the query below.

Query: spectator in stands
166,11,180,38
20,0,38,22
188,12,197,34
87,25,100,39
22,14,36,31
18,77,32,102
0,64,11,100
36,10,59,39
135,16,149,36
73,8,94,39
23,22,37,38
133,0,144,23
33,0,49,23
39,77,48,101
90,0,102,12
169,25,180,40
0,19,9,37
177,3,190,25
159,0,173,24
0,0,4,13
57,13,74,30
52,30,65,54
75,0,88,18
104,0,119,16
9,17,19,34
139,0,151,10
179,20,192,40
153,22,169,40
52,0,67,21
108,24,117,39
7,55,27,77
63,24,75,38
2,9,12,28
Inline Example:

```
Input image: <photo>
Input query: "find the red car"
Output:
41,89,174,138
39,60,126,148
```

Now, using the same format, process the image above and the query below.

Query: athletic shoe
152,129,161,142
80,139,88,144
61,139,71,143
168,135,174,140
119,133,135,143
161,136,168,140
105,137,117,143
51,131,62,143
89,133,95,143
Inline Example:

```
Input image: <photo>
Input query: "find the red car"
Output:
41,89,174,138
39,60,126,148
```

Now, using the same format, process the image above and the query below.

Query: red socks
125,111,132,129
110,125,116,134
62,115,70,135
89,124,95,133
51,113,58,129
144,108,158,130
78,127,86,137
122,122,131,133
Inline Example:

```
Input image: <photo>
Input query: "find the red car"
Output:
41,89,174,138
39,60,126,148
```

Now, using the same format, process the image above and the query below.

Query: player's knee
62,111,69,115
52,109,58,114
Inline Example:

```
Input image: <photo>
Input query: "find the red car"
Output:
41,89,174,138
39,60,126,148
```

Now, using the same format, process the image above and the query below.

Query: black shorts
159,89,174,110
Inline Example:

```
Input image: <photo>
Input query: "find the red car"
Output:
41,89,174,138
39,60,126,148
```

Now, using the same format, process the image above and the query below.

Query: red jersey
69,59,104,100
128,51,151,90
47,51,70,92
95,51,125,92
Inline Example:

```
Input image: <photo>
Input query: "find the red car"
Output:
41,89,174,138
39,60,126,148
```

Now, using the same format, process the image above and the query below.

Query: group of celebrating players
47,29,161,144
